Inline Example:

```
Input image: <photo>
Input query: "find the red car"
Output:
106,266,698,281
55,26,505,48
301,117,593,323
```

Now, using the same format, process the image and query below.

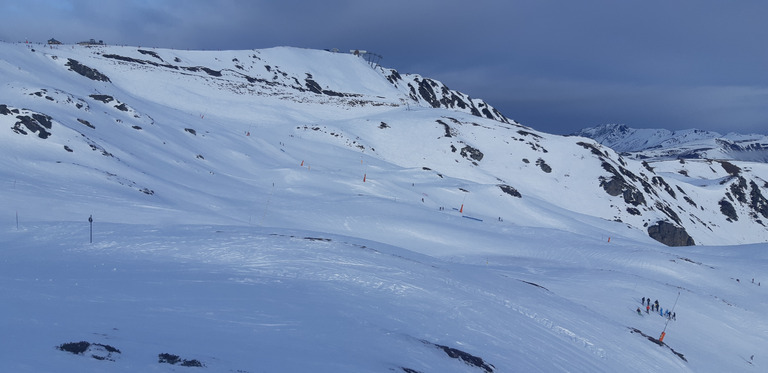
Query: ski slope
3,220,766,372
1,42,767,372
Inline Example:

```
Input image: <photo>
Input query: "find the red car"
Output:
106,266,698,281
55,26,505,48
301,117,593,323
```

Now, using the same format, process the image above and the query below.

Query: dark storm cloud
1,0,766,135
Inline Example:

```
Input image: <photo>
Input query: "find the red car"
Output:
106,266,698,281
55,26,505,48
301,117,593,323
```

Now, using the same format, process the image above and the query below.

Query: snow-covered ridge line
381,67,511,124
3,41,768,248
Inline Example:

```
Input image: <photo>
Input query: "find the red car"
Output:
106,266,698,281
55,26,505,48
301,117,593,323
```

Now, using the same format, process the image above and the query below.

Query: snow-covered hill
1,42,767,372
4,42,768,246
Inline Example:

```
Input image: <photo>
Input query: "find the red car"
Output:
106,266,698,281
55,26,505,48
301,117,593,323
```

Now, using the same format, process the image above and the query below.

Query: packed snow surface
3,222,767,372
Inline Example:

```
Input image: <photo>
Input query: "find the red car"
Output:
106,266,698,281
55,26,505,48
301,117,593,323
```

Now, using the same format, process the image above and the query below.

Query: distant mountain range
572,123,768,162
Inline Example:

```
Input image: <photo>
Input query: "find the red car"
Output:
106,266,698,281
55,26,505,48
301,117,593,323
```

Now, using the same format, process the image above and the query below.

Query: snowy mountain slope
573,123,768,162
3,222,766,372
1,41,768,372
570,124,768,245
3,42,768,245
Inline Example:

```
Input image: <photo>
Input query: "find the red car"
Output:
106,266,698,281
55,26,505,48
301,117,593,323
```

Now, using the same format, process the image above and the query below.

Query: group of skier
637,296,676,320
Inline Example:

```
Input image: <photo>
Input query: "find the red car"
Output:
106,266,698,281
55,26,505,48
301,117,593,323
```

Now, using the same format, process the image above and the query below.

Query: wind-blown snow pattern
1,42,767,372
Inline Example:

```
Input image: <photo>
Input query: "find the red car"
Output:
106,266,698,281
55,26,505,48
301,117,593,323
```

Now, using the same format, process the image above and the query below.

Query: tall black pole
88,215,93,243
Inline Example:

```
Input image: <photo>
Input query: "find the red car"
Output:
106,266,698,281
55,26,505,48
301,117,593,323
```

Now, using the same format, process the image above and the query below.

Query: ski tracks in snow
441,270,608,361
514,305,607,359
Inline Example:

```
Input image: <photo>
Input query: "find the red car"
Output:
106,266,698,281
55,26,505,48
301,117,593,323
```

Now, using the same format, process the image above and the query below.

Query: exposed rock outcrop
65,59,112,82
647,221,695,246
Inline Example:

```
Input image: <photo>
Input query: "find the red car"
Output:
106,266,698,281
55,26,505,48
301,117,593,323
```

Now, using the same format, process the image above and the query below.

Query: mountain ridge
573,123,768,162
2,42,768,248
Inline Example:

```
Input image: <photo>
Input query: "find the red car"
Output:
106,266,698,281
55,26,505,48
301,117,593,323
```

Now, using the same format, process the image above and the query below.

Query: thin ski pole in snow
258,183,275,226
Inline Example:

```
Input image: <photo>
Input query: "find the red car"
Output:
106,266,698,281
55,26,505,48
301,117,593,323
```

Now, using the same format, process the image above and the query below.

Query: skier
637,307,642,315
646,305,650,314
642,297,646,305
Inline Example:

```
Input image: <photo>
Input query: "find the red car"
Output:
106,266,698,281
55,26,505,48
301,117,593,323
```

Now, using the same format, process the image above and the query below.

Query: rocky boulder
647,221,695,246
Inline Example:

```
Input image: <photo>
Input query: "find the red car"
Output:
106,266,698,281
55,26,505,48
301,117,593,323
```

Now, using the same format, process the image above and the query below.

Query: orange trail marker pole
363,174,366,182
460,204,464,213
300,160,304,166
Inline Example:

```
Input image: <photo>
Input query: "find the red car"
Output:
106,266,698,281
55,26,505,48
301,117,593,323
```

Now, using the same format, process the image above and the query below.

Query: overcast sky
2,0,766,135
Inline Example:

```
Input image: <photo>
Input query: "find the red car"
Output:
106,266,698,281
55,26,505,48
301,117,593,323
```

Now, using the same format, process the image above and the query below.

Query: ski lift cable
662,291,681,334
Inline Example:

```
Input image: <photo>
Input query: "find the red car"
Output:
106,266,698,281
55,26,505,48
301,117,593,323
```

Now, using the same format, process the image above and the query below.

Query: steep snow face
2,41,768,248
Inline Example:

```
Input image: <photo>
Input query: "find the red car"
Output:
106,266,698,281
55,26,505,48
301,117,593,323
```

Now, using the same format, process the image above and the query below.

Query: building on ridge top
78,38,105,46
